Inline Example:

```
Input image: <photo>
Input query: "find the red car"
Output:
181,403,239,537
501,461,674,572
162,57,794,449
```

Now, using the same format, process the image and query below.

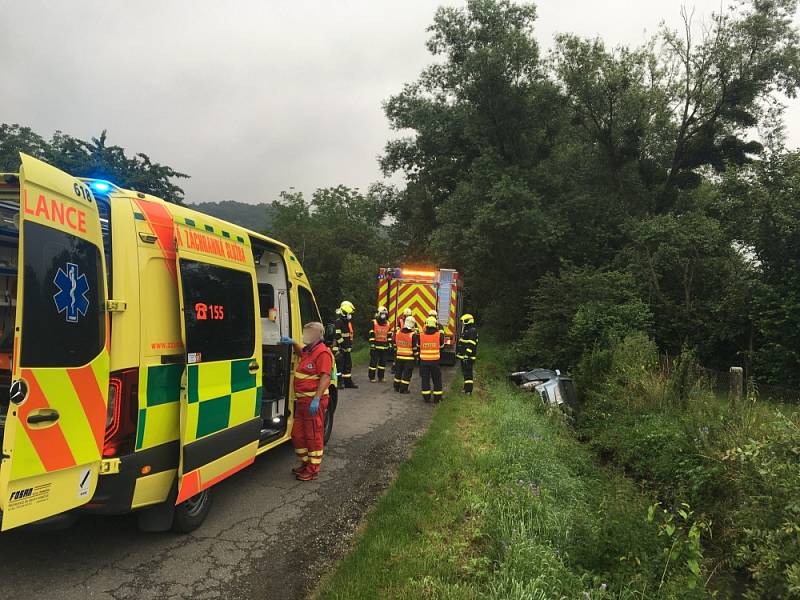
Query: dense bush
577,334,800,596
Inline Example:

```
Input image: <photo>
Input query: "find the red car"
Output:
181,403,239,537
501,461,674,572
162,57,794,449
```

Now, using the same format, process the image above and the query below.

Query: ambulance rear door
0,154,109,530
173,221,262,504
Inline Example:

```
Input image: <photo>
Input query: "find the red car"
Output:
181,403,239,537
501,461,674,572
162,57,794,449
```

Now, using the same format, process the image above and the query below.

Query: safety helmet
404,316,416,329
377,305,388,314
425,316,437,328
427,309,438,317
340,300,355,314
403,308,413,317
460,313,474,325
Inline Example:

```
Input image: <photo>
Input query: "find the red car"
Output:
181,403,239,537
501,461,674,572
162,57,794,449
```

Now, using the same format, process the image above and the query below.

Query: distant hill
188,200,274,233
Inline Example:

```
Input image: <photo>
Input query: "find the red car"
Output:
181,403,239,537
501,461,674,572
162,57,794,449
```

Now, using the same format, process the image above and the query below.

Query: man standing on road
393,316,418,393
281,322,333,481
456,313,478,394
419,316,445,403
368,305,392,383
334,300,358,388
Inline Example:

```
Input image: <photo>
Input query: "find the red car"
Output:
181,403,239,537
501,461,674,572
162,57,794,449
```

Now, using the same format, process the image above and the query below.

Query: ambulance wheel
172,489,212,533
323,405,334,445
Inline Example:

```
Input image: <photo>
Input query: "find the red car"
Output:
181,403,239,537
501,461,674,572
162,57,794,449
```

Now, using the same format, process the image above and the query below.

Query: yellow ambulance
0,154,336,532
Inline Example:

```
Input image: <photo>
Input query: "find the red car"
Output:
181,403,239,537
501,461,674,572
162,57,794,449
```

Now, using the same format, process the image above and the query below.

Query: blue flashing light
90,181,111,193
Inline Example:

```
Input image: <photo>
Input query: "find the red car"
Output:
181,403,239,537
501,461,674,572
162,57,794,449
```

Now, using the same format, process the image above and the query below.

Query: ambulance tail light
103,368,139,458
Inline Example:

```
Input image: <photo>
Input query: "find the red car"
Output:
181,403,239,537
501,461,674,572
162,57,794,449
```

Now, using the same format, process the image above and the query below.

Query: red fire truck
377,267,464,365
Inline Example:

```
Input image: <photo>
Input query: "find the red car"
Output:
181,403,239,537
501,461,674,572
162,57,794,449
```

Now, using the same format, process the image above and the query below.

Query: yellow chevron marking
34,369,99,465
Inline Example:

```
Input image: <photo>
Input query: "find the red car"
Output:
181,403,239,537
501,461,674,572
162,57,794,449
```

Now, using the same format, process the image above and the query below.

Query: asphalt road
0,364,452,600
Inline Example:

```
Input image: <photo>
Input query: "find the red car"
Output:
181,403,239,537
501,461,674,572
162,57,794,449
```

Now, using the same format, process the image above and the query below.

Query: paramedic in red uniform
280,322,333,481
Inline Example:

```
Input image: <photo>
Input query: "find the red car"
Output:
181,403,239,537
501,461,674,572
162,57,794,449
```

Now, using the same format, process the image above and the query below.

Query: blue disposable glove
309,397,321,416
279,336,295,346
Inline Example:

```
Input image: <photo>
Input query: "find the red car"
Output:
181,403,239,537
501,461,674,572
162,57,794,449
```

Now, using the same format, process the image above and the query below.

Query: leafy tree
381,0,567,331
271,184,398,335
0,124,48,168
554,0,800,211
516,268,652,370
621,202,752,365
0,124,188,203
382,0,800,372
717,150,800,383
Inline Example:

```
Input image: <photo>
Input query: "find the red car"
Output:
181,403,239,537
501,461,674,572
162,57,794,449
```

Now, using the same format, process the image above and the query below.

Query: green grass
576,335,800,597
349,342,370,367
316,349,702,599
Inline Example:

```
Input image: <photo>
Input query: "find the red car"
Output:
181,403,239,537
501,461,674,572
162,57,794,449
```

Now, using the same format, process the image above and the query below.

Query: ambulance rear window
180,260,255,363
298,286,320,325
20,222,105,367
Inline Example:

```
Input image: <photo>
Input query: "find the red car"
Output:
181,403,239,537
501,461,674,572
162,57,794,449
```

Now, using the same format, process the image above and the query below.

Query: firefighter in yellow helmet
427,309,444,332
456,313,478,394
368,305,392,382
393,316,418,393
334,300,358,388
419,315,445,402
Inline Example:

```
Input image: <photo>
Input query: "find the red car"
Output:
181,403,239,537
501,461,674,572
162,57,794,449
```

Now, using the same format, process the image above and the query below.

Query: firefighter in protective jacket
334,300,358,388
419,316,445,402
393,316,418,393
427,309,444,332
368,305,392,382
456,313,478,393
280,322,333,481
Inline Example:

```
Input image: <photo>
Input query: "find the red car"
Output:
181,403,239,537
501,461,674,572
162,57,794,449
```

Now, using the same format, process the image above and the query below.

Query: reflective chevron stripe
12,350,109,479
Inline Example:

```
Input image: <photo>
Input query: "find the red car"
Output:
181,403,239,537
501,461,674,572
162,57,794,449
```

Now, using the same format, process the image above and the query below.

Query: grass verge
315,349,702,599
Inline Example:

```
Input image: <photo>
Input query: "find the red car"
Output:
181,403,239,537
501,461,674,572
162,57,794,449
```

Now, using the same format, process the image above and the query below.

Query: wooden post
730,367,744,402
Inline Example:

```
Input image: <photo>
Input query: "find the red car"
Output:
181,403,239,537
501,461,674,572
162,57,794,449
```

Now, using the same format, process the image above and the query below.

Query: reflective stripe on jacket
419,330,443,362
394,329,415,359
294,341,333,399
370,320,392,349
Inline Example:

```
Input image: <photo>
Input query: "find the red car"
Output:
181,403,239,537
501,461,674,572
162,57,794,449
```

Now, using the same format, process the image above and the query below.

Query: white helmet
404,316,416,329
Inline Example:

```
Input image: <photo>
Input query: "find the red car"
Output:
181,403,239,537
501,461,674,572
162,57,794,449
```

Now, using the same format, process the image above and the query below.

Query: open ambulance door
173,231,262,507
0,154,109,531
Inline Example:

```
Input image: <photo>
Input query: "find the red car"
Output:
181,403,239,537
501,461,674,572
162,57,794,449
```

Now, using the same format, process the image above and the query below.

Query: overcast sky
2,1,799,205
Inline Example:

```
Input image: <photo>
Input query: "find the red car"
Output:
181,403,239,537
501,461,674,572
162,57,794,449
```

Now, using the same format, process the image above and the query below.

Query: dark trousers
461,359,474,392
337,350,353,384
369,348,388,381
420,362,443,402
394,358,414,392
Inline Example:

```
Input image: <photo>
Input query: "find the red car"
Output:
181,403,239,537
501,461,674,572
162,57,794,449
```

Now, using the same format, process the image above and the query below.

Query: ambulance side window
298,286,320,326
180,260,255,362
21,221,105,367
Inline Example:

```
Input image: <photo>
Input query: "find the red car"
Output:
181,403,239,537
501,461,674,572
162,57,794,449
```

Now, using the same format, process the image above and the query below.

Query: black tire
172,488,212,533
323,403,335,445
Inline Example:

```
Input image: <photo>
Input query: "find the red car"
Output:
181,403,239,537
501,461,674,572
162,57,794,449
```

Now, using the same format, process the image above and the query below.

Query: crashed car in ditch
509,368,577,410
